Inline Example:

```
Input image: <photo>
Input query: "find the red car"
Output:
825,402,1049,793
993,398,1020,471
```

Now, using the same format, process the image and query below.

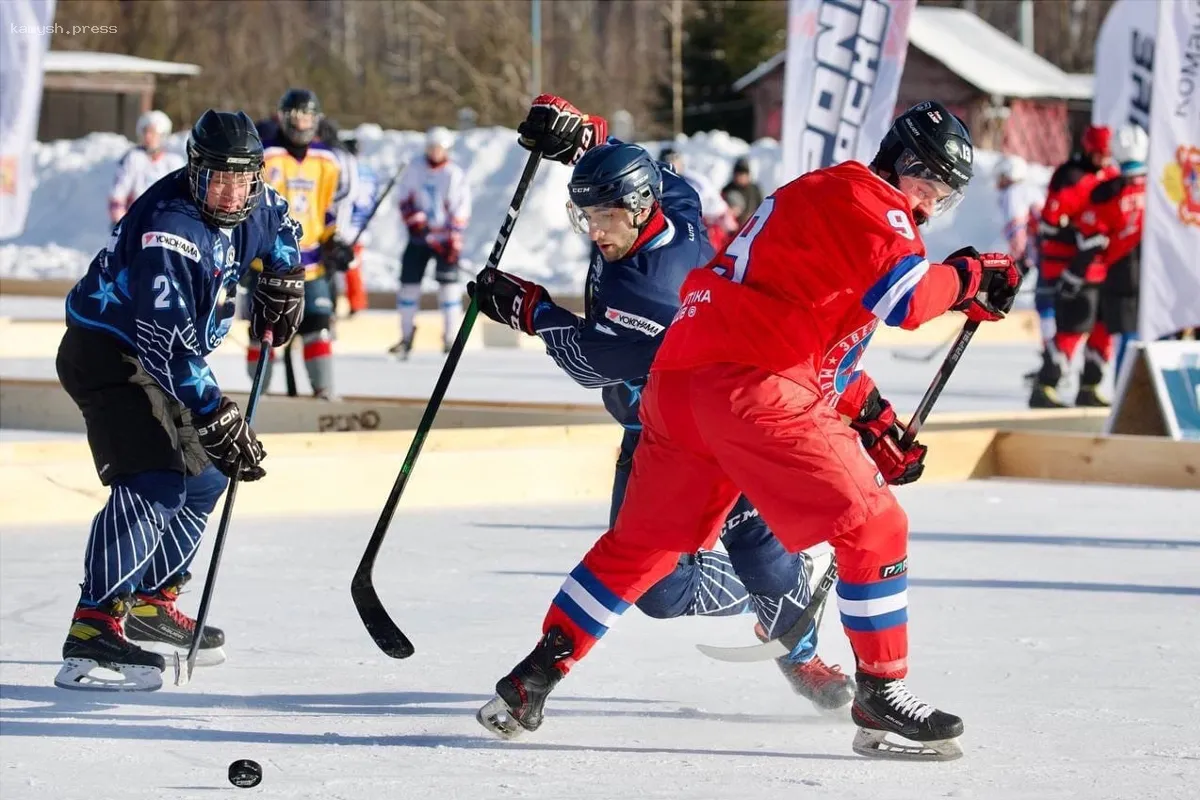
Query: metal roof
44,51,201,77
734,6,1091,100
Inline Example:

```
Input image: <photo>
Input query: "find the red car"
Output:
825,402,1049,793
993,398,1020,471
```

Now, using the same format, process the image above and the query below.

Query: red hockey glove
401,200,428,239
849,389,927,486
946,248,1021,322
431,232,463,266
517,94,609,166
467,266,552,335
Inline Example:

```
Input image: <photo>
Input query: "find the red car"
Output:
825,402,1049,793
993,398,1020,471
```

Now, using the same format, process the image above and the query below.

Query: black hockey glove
194,396,266,482
467,266,551,335
321,237,355,273
517,94,609,166
249,267,305,346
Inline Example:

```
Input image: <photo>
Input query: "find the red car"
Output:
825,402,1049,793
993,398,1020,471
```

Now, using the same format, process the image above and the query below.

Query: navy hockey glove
517,95,608,166
467,267,551,335
946,247,1020,322
194,396,266,482
321,237,355,273
249,267,305,346
849,388,926,486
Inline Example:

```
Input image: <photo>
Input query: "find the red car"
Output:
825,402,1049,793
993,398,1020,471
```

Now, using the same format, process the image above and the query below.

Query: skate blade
54,658,162,693
138,640,227,667
476,695,526,741
852,728,963,762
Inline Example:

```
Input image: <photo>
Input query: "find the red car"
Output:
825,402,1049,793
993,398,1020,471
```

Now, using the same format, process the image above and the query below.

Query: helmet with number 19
871,101,974,225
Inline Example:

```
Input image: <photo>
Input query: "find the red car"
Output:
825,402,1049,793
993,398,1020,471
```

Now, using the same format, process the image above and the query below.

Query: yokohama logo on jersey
604,307,665,336
142,231,201,262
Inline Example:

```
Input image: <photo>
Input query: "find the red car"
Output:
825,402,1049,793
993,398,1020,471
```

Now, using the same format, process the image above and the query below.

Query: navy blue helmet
186,109,265,227
568,142,662,215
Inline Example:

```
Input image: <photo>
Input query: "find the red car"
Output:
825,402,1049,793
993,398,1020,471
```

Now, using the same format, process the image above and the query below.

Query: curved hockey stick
351,151,544,659
174,331,274,686
697,317,981,662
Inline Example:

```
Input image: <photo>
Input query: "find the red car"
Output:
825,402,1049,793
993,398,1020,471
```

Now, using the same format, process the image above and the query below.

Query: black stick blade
351,571,415,659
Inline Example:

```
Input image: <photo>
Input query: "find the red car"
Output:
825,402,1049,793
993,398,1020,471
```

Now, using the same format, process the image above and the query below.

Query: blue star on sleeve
180,361,217,398
88,275,123,313
272,235,298,266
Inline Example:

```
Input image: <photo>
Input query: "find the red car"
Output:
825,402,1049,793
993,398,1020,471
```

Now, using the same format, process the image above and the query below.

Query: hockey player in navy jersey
54,110,306,691
469,96,853,726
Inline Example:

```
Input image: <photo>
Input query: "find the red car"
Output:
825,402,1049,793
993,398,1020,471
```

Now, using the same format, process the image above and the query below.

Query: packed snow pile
0,126,1048,293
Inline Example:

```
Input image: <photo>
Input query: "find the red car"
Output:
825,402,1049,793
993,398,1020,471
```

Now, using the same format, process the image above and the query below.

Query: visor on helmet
896,148,964,218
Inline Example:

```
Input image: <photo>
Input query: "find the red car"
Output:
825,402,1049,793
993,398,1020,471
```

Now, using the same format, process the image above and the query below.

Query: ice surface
2,480,1198,799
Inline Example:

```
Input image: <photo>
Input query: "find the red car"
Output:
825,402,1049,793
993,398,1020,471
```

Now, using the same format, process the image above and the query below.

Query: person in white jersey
109,110,186,223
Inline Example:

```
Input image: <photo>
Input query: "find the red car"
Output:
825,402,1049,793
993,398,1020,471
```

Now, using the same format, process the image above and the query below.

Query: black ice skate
126,575,226,667
850,673,964,761
1028,383,1068,409
389,330,416,361
477,626,574,740
55,594,166,692
1074,384,1110,408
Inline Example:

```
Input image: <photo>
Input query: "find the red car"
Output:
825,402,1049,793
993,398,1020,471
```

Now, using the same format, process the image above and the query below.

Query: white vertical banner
1091,0,1156,133
1139,0,1200,342
781,0,916,182
0,0,56,241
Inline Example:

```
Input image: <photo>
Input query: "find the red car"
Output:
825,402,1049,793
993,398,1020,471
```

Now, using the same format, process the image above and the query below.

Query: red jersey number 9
713,196,775,284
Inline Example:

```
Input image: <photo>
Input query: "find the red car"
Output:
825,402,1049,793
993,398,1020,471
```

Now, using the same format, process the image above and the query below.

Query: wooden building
38,51,199,142
733,6,1093,166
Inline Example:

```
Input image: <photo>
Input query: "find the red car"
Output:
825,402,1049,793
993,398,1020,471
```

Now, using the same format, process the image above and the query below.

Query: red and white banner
781,0,915,181
0,0,56,240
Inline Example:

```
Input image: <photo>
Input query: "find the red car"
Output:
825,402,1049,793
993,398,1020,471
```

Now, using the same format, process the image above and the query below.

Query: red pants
544,364,911,679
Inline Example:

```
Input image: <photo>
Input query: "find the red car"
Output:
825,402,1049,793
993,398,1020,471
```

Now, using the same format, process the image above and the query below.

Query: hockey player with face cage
109,110,186,224
477,101,1021,761
470,94,859,718
249,89,347,399
54,110,305,692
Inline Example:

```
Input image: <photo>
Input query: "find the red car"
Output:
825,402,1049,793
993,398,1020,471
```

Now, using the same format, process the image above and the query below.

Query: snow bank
0,126,1048,293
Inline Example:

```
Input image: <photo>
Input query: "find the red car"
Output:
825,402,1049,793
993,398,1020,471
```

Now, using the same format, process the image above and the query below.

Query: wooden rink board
0,377,1111,436
0,303,1043,360
1,425,1196,527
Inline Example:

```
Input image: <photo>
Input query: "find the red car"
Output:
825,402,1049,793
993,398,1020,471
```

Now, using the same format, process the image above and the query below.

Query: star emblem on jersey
272,236,298,265
180,362,217,397
89,276,123,313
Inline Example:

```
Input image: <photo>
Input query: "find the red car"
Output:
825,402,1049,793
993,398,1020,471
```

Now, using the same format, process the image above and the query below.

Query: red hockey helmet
1081,124,1112,157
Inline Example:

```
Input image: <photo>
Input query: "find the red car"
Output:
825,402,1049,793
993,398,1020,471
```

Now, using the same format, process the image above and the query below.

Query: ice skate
126,574,226,667
389,330,416,361
850,673,964,761
1074,384,1110,408
477,626,574,740
1028,383,1067,409
754,622,853,712
55,594,166,692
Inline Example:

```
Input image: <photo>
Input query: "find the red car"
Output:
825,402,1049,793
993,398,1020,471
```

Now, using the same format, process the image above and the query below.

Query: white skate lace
882,680,935,722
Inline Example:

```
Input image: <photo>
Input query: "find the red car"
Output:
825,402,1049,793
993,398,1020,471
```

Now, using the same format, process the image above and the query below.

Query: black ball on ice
228,759,262,789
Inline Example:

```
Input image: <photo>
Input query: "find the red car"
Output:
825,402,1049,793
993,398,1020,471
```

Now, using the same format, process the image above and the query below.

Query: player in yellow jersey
249,89,353,398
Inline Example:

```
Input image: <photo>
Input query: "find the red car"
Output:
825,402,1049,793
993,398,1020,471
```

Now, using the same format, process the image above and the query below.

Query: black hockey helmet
187,109,265,228
872,101,973,220
278,88,322,145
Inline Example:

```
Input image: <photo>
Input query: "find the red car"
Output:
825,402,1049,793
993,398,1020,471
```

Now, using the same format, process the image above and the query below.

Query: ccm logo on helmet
142,231,201,262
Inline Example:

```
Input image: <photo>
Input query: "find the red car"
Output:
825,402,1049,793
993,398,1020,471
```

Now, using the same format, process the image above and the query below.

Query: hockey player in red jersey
1031,124,1120,407
1052,124,1148,389
478,102,1020,761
